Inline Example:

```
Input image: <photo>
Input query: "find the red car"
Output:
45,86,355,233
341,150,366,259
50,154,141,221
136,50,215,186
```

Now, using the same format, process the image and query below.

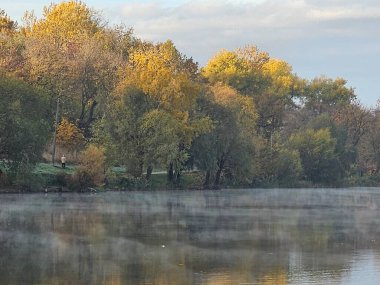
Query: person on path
61,155,66,169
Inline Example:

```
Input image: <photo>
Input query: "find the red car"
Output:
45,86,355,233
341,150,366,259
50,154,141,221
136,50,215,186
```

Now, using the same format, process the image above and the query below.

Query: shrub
70,144,105,190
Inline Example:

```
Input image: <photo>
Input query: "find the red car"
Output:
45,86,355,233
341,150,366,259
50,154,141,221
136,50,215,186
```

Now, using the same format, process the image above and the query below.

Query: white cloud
105,0,380,106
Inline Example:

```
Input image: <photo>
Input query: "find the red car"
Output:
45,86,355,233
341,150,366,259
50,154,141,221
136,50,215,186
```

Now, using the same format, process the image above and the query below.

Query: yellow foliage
202,46,269,86
201,49,247,83
24,1,100,49
262,58,301,96
210,83,257,134
77,144,105,186
56,117,85,149
0,10,16,34
126,40,199,112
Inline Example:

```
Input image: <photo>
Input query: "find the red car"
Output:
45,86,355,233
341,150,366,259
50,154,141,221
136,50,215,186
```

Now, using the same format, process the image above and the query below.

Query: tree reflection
0,189,380,284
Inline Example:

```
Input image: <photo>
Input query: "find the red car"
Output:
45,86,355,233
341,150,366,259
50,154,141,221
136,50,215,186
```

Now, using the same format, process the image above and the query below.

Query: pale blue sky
1,0,379,107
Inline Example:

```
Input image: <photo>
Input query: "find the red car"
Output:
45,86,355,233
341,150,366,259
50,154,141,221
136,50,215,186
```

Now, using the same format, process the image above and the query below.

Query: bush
0,169,11,186
69,168,93,191
49,171,69,187
70,144,105,190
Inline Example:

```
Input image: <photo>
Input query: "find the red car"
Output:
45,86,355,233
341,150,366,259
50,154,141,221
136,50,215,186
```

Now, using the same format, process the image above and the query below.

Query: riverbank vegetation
1,2,380,191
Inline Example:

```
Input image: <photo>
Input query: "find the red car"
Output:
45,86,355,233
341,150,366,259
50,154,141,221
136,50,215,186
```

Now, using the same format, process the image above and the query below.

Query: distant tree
201,46,269,95
97,87,183,179
22,1,126,134
0,73,50,181
0,9,17,34
56,117,85,154
72,144,106,189
290,128,342,184
303,76,355,115
124,40,210,182
191,84,257,188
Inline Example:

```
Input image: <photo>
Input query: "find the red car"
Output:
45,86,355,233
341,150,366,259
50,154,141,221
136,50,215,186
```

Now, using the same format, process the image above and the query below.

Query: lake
1,188,380,284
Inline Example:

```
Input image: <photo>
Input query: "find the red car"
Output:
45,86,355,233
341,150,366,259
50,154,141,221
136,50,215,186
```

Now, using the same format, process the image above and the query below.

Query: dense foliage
1,2,379,189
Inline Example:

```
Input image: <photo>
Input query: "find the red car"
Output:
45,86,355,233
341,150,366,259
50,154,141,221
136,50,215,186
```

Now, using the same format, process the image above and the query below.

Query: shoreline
1,185,380,194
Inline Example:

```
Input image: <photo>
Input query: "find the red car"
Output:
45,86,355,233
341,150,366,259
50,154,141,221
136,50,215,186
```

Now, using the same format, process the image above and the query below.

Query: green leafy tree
252,134,302,187
290,128,341,184
97,87,184,180
0,73,50,183
303,76,355,115
191,84,257,188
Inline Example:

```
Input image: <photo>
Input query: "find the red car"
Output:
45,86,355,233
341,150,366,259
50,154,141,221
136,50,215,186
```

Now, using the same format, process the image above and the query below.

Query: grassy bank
2,163,380,193
1,163,204,193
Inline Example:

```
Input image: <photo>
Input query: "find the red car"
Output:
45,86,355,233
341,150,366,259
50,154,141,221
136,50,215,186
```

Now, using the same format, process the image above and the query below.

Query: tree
97,87,184,180
290,128,341,184
22,1,126,134
124,40,209,182
333,100,372,148
257,59,305,138
191,84,257,188
303,76,355,115
202,47,303,139
0,9,17,35
356,104,380,174
201,46,269,95
56,117,85,154
0,73,50,182
0,10,24,75
72,144,106,189
252,133,302,187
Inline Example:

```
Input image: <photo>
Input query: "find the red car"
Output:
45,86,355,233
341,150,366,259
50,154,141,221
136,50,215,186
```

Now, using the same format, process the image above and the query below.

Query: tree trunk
203,170,211,189
78,100,98,136
175,170,181,185
85,100,97,127
146,165,153,181
138,160,144,178
167,163,174,182
213,158,225,189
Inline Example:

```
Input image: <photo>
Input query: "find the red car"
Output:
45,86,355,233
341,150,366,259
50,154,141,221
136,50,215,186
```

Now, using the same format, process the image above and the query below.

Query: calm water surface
1,188,380,284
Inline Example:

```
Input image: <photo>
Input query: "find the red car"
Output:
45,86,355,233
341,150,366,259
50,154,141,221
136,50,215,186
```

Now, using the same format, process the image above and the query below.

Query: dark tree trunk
78,100,97,136
167,163,174,182
85,100,97,126
213,158,225,189
138,160,144,178
174,171,181,185
146,165,153,181
203,170,211,189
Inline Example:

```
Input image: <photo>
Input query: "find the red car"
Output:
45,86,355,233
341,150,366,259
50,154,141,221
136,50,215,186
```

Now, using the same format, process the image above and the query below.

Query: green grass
149,172,202,190
28,163,202,190
33,162,76,175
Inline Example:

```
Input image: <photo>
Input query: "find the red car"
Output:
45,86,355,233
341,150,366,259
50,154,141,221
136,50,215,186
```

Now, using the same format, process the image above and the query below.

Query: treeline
1,2,380,189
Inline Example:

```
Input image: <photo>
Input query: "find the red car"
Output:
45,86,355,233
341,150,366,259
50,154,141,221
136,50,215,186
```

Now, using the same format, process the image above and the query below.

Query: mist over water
1,188,380,284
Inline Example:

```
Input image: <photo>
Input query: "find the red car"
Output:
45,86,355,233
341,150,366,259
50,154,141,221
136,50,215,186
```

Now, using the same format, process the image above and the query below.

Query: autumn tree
0,9,16,34
202,46,269,95
72,144,106,189
202,47,303,139
56,117,85,154
124,40,210,183
0,10,24,75
22,1,126,134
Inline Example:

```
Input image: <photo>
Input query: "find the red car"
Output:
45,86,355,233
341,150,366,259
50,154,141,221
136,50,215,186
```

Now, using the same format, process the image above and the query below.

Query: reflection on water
1,188,380,284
